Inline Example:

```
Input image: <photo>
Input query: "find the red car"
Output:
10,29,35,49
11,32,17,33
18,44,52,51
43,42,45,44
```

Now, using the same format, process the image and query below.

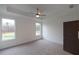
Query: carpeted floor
0,39,72,55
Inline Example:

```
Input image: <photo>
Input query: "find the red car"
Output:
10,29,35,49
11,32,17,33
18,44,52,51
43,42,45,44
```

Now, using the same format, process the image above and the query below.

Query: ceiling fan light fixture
36,14,40,18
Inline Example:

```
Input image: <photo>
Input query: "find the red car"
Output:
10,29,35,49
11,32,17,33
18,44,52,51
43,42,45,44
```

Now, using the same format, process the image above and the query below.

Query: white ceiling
0,4,79,17
7,4,71,14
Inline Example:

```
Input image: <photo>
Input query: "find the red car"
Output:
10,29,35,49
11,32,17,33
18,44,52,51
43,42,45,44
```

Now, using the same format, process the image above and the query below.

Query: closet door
64,21,78,54
77,21,79,53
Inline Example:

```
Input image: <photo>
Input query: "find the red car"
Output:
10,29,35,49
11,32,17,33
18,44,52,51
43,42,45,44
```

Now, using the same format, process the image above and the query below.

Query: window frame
1,18,16,41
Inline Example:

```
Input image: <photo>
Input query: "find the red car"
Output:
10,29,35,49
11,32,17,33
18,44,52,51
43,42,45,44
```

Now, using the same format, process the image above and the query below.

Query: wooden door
63,21,79,54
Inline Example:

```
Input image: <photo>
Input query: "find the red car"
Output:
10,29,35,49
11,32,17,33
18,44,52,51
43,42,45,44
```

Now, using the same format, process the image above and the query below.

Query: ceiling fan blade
39,14,46,16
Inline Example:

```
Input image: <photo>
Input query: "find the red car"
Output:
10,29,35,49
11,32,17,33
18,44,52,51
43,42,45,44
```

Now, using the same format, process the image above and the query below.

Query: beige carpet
0,39,72,55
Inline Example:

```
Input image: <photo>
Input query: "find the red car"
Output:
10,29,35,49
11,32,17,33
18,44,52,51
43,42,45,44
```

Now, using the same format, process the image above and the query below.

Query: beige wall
43,5,79,45
0,5,36,49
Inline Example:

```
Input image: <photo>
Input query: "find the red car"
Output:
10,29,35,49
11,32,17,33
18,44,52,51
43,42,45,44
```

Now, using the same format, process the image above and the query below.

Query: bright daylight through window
36,23,41,36
2,18,15,41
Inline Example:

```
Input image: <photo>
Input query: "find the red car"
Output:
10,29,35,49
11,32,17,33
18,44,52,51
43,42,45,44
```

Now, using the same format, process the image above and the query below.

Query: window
36,23,41,36
2,18,15,41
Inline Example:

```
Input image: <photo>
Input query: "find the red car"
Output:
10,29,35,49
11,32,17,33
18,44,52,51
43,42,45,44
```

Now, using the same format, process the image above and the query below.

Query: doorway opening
35,22,42,39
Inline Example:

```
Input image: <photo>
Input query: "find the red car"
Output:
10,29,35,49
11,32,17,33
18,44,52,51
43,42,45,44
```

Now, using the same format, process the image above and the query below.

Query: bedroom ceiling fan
7,6,46,18
34,8,46,18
